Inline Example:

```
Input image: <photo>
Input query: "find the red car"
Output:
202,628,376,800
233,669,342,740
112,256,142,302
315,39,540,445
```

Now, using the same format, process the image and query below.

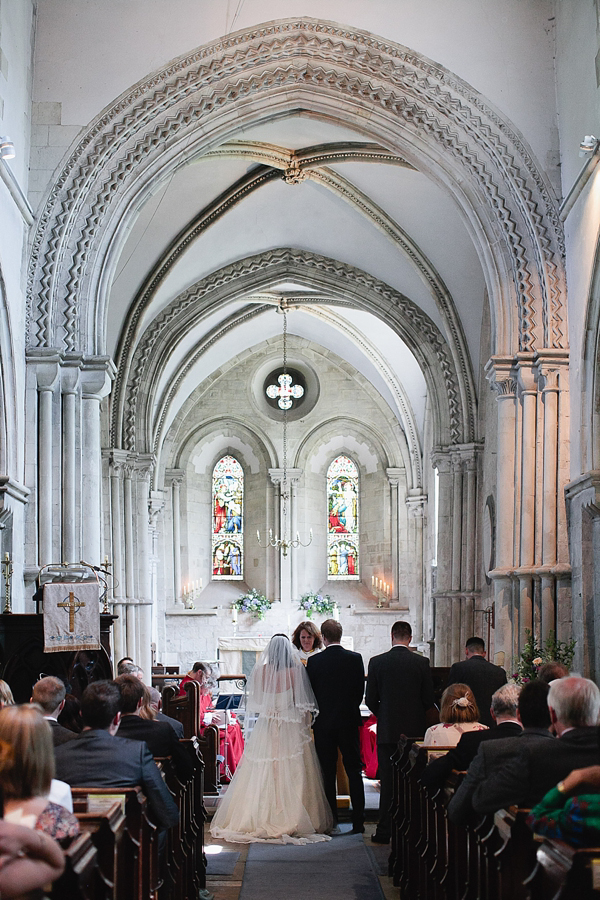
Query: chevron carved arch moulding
27,18,565,358
112,248,466,456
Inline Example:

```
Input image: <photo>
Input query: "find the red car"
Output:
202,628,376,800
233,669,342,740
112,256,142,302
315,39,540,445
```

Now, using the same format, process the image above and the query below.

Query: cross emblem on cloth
266,373,304,410
57,591,85,632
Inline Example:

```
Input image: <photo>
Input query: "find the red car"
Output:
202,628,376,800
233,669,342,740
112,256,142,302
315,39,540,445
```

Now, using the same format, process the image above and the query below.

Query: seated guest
116,656,134,675
0,680,14,708
537,660,569,683
423,683,487,754
420,683,521,793
31,676,76,746
115,675,193,780
0,820,65,897
527,777,600,846
147,686,184,739
54,680,179,830
57,692,83,734
179,662,244,779
0,705,79,845
448,679,555,824
446,637,507,727
119,661,144,680
472,676,600,815
291,621,323,664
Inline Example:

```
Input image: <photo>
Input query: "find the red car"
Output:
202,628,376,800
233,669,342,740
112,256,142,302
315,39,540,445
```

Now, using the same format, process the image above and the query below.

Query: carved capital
81,356,116,400
386,466,403,488
406,493,427,518
106,448,129,477
165,468,185,487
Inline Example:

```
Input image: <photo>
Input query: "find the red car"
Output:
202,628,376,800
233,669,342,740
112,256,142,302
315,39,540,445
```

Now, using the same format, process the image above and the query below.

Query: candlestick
2,553,12,615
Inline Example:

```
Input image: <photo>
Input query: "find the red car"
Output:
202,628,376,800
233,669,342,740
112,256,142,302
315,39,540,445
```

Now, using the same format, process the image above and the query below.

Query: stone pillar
148,490,164,652
288,470,303,602
61,360,81,564
431,451,453,664
517,356,537,649
35,356,60,567
136,457,154,680
166,470,184,606
386,468,402,604
486,359,518,664
267,468,302,604
406,492,427,643
123,464,137,662
450,451,464,663
107,450,128,663
81,359,115,564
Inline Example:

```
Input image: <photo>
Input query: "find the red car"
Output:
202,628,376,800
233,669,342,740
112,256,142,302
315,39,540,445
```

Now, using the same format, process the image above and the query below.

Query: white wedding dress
210,636,333,844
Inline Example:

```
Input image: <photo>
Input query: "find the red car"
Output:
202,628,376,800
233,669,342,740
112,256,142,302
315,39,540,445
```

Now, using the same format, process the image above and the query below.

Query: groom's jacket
307,645,365,729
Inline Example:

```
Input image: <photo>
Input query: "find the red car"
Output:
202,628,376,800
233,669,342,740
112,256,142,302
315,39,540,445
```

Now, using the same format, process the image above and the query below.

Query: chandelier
257,301,313,557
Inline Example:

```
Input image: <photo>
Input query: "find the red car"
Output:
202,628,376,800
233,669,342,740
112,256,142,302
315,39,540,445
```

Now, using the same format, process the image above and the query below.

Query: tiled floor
203,778,398,900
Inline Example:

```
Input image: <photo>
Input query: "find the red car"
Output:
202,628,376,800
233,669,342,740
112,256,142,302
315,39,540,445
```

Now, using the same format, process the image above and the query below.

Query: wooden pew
162,681,220,793
71,796,125,900
51,832,98,900
525,838,600,900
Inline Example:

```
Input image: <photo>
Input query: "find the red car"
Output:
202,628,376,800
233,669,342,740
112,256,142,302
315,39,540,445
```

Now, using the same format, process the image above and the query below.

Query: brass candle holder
1,553,13,614
101,556,112,614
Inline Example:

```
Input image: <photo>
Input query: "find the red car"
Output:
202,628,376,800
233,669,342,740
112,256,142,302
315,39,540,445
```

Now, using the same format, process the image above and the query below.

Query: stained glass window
212,455,244,580
327,455,359,580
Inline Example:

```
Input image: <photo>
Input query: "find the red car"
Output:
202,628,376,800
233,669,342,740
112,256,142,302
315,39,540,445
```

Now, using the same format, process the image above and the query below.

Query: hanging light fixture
257,300,312,557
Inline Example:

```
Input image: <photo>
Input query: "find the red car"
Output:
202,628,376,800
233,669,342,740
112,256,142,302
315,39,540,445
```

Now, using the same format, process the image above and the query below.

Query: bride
210,634,333,844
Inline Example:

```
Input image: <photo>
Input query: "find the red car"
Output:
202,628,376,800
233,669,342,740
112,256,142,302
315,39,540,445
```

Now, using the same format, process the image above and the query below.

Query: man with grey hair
420,683,522,793
31,676,76,746
472,676,600,814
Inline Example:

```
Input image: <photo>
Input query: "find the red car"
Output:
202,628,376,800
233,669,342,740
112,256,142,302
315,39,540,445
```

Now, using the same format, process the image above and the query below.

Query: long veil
244,634,318,731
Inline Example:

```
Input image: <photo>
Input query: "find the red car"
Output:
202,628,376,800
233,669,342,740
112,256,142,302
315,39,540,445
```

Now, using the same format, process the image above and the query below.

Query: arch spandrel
27,19,565,362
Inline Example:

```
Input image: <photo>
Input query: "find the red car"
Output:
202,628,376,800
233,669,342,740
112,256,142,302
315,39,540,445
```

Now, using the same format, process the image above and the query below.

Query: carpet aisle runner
239,833,385,900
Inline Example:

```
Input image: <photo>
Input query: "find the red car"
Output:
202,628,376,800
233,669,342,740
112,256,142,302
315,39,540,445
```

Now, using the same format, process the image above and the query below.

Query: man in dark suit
446,636,507,727
307,619,365,835
420,682,522,794
472,676,600,815
448,679,555,824
147,686,185,739
31,676,77,747
115,675,193,780
54,680,179,830
366,621,436,844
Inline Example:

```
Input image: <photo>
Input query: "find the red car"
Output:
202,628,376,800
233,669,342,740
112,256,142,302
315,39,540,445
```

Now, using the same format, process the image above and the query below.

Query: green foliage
512,629,576,684
232,588,273,620
297,592,336,619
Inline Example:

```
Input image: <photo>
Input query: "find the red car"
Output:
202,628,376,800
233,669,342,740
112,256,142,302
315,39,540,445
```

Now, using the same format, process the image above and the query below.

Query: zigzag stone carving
27,19,565,356
115,249,465,453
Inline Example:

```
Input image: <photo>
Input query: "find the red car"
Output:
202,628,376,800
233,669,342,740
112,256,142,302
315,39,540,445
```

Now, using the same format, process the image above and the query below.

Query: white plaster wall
0,0,35,607
31,1,559,194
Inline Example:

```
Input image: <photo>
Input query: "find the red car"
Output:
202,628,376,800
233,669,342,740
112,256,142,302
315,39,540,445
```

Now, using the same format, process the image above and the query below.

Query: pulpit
0,613,117,702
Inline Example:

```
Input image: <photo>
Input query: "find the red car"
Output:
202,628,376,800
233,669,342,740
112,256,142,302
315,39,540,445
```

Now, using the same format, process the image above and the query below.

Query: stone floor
203,778,398,900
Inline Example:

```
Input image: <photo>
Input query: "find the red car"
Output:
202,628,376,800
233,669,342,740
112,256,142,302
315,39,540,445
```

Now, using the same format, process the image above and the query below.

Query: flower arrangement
297,591,336,619
512,629,576,684
232,589,273,620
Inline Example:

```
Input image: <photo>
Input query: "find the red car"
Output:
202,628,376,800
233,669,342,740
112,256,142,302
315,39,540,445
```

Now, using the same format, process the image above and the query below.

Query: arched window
327,455,359,580
212,455,244,580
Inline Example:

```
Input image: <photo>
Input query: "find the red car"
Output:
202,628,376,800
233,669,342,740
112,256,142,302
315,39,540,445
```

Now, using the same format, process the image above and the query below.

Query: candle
371,575,374,587
333,605,339,621
232,607,238,624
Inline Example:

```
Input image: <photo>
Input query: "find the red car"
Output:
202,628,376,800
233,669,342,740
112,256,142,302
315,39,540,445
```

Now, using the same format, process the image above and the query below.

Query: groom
307,619,365,834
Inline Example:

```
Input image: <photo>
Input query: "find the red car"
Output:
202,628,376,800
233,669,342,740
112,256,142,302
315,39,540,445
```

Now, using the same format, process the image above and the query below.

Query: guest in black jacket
420,682,522,794
366,621,436,843
54,680,179,830
307,619,365,835
472,676,600,815
31,676,77,747
114,675,193,781
446,637,507,727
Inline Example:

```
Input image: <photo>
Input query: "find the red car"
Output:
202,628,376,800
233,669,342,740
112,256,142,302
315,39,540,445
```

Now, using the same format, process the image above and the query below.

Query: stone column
517,356,537,650
148,490,164,651
166,470,184,606
136,457,154,679
486,359,518,664
406,492,427,643
61,359,81,564
288,469,303,601
268,468,290,603
34,356,60,567
431,451,453,664
123,463,137,662
81,359,115,564
107,450,128,663
386,468,402,604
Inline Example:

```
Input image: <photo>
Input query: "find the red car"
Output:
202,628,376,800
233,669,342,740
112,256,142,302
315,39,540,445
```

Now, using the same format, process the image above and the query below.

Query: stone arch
112,249,465,457
27,18,565,362
580,233,600,474
0,269,16,475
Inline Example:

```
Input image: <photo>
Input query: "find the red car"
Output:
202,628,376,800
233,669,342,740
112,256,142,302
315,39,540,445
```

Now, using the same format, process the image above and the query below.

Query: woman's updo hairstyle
439,683,479,723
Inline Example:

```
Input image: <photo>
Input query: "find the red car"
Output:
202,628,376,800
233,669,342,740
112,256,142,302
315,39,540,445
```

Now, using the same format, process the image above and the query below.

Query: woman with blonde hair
423,683,487,750
0,705,79,844
0,680,14,708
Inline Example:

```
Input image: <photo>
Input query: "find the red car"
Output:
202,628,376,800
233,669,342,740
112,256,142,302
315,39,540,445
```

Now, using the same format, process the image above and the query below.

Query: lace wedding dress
210,635,333,844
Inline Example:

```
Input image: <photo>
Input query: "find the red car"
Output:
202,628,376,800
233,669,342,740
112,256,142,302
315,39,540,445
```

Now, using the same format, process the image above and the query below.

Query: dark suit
446,655,507,727
420,720,523,793
117,715,193,780
448,727,555,824
46,717,78,747
156,711,184,740
307,644,365,829
366,644,436,838
472,726,600,814
54,728,179,829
